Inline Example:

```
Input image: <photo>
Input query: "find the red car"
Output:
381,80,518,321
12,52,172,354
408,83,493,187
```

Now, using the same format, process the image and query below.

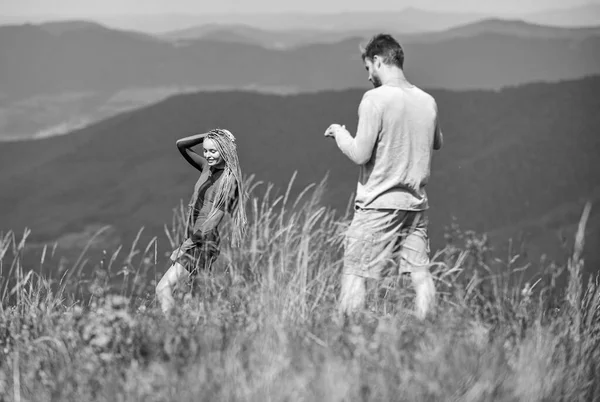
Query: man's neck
381,68,413,88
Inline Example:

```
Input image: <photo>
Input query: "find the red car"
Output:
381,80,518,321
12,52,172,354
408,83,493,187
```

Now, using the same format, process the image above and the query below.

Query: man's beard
371,74,382,88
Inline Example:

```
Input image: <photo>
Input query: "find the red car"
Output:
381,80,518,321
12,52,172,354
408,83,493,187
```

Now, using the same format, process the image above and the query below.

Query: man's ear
373,55,382,69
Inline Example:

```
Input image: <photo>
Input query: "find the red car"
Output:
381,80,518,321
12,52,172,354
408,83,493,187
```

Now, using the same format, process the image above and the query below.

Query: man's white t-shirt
334,84,443,211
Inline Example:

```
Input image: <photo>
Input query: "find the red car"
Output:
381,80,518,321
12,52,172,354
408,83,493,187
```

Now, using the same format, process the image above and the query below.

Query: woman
156,128,247,315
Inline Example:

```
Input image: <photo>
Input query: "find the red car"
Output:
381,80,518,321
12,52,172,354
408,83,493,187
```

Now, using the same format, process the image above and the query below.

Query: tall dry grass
0,174,598,401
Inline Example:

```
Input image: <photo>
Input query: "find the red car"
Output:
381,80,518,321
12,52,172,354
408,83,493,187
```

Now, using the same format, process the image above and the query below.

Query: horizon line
2,3,599,19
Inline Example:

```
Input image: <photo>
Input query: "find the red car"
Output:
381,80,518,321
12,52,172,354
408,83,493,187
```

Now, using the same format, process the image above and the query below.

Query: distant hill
159,8,487,41
525,4,600,27
161,24,374,49
407,18,600,43
160,17,600,48
1,18,599,141
0,9,485,34
2,5,599,34
2,18,599,101
35,19,160,42
0,76,598,274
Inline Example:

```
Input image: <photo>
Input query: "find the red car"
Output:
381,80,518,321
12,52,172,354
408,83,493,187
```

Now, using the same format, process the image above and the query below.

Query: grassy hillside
0,76,598,273
0,176,598,401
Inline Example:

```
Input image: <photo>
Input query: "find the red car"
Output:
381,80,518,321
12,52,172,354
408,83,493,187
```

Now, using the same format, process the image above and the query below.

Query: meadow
0,175,598,401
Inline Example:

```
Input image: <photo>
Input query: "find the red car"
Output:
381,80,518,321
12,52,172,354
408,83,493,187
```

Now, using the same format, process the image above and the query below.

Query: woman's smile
203,139,224,166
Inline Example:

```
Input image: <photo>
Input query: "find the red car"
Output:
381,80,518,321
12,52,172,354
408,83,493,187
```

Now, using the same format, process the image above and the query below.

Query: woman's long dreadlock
202,128,248,246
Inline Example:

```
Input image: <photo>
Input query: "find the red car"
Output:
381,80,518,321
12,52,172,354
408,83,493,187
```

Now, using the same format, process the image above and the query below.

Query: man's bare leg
339,272,366,320
400,214,436,320
411,269,436,320
156,262,188,315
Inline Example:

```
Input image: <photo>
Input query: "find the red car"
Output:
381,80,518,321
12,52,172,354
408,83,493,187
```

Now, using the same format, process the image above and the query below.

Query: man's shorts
343,207,430,279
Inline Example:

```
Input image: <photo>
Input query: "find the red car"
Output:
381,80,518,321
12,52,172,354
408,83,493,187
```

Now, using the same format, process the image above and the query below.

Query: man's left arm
433,102,443,151
326,98,381,165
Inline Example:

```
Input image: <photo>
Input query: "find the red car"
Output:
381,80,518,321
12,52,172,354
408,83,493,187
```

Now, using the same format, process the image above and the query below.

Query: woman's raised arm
176,132,209,172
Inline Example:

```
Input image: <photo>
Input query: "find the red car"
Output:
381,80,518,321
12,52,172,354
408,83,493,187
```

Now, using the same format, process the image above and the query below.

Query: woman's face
203,139,225,168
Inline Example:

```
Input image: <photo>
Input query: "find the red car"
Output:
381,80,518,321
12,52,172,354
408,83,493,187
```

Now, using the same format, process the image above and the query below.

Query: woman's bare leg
155,262,188,315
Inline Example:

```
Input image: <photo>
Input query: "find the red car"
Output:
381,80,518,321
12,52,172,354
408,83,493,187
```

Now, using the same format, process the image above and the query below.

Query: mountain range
0,76,598,275
160,18,600,48
1,18,599,141
2,4,599,33
525,3,600,27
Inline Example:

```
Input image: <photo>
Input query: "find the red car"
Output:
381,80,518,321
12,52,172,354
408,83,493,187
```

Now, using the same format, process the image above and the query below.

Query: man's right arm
332,96,381,165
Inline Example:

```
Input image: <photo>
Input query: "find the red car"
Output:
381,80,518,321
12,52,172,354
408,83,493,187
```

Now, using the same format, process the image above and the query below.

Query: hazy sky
1,0,597,16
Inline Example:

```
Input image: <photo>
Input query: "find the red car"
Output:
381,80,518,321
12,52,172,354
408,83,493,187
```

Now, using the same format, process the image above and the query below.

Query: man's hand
324,124,347,139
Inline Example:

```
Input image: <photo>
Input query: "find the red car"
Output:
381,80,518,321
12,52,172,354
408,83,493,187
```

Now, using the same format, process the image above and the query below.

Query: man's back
356,84,440,211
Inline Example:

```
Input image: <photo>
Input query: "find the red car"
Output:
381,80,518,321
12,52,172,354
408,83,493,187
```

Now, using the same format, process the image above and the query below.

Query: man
324,33,443,320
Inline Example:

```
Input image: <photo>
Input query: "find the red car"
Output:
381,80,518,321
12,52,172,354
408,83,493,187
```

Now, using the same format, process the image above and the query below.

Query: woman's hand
214,128,236,144
169,248,184,261
170,238,195,261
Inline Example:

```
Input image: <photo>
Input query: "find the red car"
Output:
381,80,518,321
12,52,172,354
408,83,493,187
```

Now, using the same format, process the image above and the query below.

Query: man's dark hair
361,34,404,69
